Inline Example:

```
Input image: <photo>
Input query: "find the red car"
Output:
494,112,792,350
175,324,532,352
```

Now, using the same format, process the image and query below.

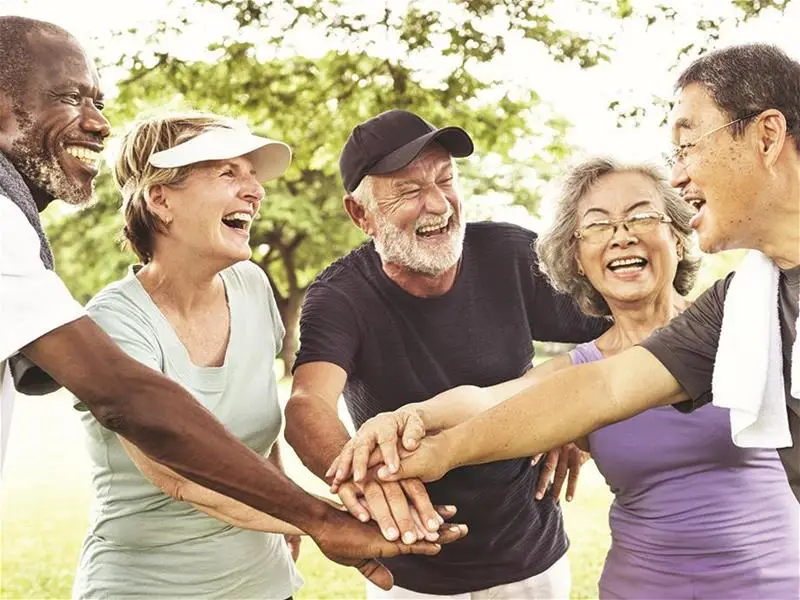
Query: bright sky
7,0,800,227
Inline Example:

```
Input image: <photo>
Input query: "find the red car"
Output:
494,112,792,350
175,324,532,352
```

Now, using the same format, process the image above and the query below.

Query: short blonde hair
115,112,237,263
536,157,701,317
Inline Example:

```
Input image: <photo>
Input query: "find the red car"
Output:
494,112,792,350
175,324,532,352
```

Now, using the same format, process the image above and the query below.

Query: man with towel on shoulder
373,43,800,502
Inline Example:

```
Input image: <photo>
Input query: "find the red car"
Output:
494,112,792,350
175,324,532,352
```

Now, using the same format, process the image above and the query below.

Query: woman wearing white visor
72,112,304,599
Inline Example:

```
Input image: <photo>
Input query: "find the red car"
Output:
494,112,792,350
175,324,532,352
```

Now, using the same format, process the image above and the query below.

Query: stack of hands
324,405,590,547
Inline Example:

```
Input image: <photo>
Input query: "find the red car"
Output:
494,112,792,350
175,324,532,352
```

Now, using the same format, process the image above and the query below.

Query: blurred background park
2,0,799,597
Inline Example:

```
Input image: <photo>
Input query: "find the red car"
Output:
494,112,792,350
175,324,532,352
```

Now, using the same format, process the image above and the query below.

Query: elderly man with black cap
284,109,607,598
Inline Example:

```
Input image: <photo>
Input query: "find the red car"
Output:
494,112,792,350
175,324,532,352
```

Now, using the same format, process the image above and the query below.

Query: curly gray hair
536,157,701,317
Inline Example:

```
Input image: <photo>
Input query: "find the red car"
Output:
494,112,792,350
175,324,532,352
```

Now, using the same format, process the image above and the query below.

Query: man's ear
0,92,18,150
343,194,372,235
145,184,173,226
756,108,788,171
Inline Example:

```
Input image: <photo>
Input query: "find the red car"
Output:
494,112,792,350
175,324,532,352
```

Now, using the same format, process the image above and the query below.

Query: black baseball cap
339,109,474,193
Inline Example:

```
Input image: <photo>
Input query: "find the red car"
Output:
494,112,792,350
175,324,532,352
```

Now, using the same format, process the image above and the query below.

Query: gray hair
349,150,459,214
351,175,377,210
676,44,800,151
536,157,701,317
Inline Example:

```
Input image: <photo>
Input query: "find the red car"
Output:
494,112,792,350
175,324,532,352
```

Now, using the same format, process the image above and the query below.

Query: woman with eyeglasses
328,158,799,599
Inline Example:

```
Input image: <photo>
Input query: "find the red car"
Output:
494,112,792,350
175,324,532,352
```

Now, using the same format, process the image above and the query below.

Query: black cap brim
368,126,473,176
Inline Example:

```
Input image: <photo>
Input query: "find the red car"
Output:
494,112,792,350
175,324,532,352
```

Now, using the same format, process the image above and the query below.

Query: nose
242,172,265,206
610,223,638,248
669,160,689,190
422,186,449,215
80,102,111,140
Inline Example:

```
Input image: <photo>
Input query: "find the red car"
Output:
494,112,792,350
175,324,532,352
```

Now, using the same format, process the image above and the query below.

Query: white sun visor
148,127,292,182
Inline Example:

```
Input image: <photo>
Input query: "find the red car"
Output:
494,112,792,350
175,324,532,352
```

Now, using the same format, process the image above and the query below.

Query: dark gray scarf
0,152,60,395
0,151,54,269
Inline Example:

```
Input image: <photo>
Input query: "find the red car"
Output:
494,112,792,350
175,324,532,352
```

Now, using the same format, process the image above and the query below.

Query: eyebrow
672,116,694,133
582,200,655,218
58,81,105,100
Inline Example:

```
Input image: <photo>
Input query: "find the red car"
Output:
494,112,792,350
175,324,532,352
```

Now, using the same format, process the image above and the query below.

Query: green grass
1,389,612,600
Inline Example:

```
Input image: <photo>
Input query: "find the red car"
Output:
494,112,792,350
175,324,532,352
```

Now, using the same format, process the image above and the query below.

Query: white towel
712,250,793,448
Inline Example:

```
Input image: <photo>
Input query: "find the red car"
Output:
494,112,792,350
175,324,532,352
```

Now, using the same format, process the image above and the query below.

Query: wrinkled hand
376,432,455,484
335,467,447,543
532,443,590,502
311,506,468,590
327,407,427,489
285,534,302,562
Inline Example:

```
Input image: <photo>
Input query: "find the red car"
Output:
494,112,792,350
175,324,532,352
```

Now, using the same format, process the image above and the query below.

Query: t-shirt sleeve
639,275,731,413
0,195,85,362
527,248,610,343
292,280,361,374
255,265,286,356
74,296,163,411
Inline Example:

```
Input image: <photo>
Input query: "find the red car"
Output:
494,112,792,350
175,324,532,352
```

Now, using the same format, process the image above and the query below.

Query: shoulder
0,195,47,271
465,221,536,246
314,242,376,287
226,260,271,295
87,275,156,337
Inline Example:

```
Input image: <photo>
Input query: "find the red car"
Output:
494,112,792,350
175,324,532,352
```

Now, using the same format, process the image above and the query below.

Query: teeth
416,219,448,234
65,145,100,166
223,212,252,222
609,257,646,268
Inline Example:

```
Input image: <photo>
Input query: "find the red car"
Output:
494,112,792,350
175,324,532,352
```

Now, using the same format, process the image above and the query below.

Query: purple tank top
570,341,799,599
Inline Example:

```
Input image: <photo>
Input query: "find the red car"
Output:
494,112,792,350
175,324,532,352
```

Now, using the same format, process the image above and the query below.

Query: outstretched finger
550,450,570,502
356,559,394,591
400,479,440,533
334,443,358,487
401,417,426,451
436,523,469,545
353,439,376,484
534,449,559,500
337,485,371,524
377,434,401,476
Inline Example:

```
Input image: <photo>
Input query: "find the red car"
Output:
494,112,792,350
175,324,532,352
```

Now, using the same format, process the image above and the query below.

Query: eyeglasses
574,211,673,244
664,112,760,168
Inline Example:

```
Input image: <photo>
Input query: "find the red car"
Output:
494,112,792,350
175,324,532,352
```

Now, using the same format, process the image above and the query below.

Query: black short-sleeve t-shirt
641,267,800,502
295,222,608,594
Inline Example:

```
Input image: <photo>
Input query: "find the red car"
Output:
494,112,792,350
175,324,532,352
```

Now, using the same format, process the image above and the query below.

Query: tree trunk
279,288,304,378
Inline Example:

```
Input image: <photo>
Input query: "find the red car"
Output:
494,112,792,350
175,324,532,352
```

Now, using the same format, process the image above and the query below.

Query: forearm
284,394,351,481
418,378,535,431
446,355,672,468
23,320,331,535
119,436,303,534
419,361,564,431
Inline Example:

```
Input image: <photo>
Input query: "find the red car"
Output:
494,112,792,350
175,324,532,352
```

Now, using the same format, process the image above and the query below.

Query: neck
601,288,690,352
137,250,226,316
382,260,459,297
21,174,54,212
756,166,800,269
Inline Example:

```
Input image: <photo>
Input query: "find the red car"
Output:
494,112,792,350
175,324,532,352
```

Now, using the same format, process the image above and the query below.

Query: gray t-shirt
72,261,302,599
641,266,800,502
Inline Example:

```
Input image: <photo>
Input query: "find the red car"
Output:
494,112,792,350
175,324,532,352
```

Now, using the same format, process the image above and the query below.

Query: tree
50,0,605,373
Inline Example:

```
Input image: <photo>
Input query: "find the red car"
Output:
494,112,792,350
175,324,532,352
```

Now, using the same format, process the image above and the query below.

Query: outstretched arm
328,354,574,485
119,436,304,535
380,347,686,482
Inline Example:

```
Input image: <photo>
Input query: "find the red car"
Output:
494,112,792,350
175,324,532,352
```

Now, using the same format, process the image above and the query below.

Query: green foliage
48,0,602,370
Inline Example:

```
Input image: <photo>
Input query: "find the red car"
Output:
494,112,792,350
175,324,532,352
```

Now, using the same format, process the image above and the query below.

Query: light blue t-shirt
72,260,302,599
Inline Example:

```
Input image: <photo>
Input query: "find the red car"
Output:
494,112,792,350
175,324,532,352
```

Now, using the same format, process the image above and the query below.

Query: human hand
335,468,450,544
285,534,301,562
326,406,427,489
532,443,590,502
311,507,468,590
375,431,456,484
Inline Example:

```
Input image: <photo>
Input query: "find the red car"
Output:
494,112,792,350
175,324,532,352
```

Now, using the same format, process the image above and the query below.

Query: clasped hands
326,405,589,544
